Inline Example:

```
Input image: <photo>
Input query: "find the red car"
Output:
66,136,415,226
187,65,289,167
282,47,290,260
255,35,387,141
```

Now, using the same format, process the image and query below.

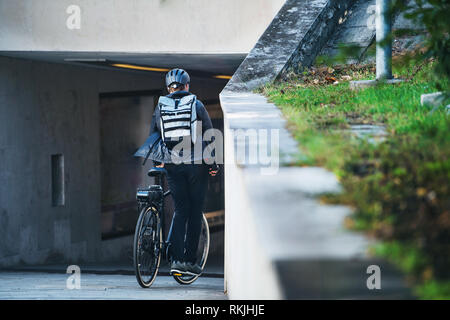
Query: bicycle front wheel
133,206,162,288
173,213,210,285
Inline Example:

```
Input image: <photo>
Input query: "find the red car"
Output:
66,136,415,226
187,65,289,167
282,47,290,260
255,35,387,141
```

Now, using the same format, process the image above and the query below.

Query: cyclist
148,68,218,276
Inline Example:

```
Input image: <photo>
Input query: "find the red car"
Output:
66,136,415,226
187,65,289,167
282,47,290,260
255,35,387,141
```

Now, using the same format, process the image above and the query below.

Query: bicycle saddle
147,167,167,177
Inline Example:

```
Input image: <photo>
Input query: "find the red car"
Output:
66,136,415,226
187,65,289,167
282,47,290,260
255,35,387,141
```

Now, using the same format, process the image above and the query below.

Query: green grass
260,58,450,299
373,241,450,300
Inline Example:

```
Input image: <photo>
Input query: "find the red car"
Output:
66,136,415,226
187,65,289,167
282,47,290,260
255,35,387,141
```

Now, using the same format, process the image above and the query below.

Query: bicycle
133,167,210,288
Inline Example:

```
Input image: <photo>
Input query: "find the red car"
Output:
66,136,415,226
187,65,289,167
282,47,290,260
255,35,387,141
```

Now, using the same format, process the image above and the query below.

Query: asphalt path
0,271,226,300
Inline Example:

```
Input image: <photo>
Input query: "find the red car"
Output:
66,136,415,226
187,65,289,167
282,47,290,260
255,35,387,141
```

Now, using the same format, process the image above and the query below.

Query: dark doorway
99,90,160,239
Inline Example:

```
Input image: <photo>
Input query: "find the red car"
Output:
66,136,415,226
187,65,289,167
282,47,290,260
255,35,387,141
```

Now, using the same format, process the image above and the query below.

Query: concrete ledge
220,0,412,299
421,92,446,107
421,92,450,115
224,0,353,92
349,79,404,90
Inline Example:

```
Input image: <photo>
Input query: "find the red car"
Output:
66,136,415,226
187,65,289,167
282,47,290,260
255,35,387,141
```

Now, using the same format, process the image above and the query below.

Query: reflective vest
158,94,197,144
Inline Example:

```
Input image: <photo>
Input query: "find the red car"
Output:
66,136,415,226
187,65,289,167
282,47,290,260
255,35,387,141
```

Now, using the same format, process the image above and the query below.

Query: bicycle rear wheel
173,213,210,285
134,206,162,288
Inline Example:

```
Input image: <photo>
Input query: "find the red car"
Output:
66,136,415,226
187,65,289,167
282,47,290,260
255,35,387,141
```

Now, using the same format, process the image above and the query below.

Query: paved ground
0,271,226,300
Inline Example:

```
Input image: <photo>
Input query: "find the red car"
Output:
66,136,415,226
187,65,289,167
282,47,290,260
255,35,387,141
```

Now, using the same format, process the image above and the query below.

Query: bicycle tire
133,206,162,288
173,213,210,285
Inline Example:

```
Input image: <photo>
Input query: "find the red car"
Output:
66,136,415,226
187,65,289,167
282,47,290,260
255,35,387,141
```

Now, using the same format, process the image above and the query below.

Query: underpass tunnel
0,52,238,266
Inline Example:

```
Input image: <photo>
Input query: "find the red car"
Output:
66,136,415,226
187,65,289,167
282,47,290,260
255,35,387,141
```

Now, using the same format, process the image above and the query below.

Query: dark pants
165,163,208,263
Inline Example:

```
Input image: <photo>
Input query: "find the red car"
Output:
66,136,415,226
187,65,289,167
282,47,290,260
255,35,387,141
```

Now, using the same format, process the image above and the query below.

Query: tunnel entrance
0,51,230,267
99,90,225,249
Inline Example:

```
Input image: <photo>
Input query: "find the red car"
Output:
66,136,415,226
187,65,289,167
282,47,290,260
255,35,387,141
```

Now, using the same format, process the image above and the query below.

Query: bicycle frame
160,190,172,261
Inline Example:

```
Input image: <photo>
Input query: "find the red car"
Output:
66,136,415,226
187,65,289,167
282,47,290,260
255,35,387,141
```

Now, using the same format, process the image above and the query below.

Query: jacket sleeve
149,104,162,166
196,100,218,168
149,104,160,136
196,100,213,134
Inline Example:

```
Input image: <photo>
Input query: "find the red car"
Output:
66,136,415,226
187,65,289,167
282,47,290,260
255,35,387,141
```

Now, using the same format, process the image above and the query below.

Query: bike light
136,185,163,203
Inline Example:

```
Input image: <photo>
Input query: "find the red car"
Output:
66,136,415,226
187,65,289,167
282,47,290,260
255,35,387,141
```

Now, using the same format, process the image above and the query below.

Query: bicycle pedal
172,272,183,276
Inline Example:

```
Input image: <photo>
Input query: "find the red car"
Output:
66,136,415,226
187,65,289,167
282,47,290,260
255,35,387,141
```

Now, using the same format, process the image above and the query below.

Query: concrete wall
221,0,353,299
223,105,283,299
0,0,285,54
224,0,352,91
0,56,153,266
0,55,224,267
221,0,413,299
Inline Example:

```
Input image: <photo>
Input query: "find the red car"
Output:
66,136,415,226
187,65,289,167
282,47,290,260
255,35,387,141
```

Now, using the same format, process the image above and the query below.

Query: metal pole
376,0,392,80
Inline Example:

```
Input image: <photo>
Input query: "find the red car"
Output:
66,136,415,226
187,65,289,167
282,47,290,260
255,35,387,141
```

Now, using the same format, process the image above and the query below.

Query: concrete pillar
376,0,393,80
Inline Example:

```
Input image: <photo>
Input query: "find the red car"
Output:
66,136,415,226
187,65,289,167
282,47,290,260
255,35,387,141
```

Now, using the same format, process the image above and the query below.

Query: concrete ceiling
0,51,246,77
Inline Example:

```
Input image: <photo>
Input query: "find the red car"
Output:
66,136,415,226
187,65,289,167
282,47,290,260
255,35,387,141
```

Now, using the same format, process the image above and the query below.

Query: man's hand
156,163,165,168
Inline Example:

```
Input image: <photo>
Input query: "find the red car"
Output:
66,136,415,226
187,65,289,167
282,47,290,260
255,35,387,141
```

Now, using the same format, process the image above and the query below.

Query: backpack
158,94,197,144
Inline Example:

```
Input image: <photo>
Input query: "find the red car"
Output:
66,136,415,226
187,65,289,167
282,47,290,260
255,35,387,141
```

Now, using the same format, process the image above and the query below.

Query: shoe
170,261,186,275
184,262,202,276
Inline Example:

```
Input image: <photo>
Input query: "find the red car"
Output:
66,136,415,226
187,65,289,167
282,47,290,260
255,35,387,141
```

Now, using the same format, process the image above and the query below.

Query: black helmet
165,68,190,88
